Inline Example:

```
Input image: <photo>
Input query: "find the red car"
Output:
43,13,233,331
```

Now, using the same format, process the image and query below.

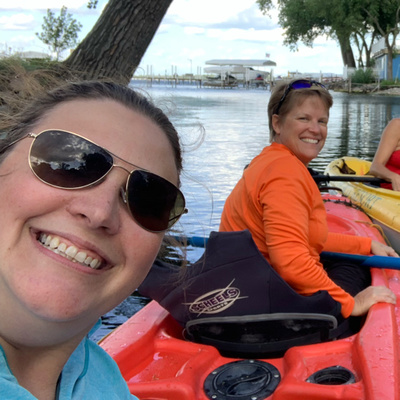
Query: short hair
267,80,333,142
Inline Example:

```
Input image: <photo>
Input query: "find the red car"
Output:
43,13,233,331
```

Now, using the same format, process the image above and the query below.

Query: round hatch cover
204,359,281,400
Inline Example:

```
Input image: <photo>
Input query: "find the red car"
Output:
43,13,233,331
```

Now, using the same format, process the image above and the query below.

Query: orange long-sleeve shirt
220,143,371,318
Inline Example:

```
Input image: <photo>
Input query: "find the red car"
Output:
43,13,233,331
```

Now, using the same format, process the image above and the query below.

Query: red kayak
100,193,400,400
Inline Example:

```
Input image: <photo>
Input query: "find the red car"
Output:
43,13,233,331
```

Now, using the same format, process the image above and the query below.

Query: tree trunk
337,34,356,68
384,36,394,81
64,0,173,84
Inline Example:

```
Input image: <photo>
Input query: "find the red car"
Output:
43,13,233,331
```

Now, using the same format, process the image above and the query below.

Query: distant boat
204,59,276,87
204,65,268,82
203,73,238,88
205,59,277,67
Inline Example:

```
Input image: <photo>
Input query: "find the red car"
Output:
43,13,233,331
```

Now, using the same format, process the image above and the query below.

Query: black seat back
138,230,345,357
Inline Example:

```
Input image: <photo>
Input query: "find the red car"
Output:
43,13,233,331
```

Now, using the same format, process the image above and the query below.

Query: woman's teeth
302,138,318,144
38,233,102,269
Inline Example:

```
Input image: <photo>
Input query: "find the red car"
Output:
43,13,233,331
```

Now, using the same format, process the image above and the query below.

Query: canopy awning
205,59,277,67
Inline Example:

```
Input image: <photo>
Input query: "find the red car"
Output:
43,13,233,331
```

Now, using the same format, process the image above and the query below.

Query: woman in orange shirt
220,79,396,319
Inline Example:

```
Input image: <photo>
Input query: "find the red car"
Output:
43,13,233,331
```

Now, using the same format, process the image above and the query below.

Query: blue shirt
0,326,137,399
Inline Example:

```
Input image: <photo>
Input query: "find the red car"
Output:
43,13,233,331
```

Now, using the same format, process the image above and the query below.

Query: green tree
355,0,400,80
87,0,99,7
36,6,82,61
257,0,358,68
64,0,174,84
352,22,377,68
257,0,400,73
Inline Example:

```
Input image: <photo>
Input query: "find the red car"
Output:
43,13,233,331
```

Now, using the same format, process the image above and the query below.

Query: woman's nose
308,119,321,133
66,172,126,234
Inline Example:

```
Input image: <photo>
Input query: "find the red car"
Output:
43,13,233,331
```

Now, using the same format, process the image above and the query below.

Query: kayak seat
337,159,356,175
138,230,348,358
184,312,344,358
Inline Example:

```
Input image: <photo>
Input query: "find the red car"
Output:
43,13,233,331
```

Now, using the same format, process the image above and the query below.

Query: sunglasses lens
291,80,313,90
276,80,326,114
126,170,186,232
30,130,113,188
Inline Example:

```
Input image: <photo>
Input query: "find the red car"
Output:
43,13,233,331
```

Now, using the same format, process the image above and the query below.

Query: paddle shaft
173,236,400,270
321,252,400,270
172,235,208,248
312,174,387,184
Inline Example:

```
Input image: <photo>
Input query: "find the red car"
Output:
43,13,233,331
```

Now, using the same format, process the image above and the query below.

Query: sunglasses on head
275,79,327,115
4,129,187,232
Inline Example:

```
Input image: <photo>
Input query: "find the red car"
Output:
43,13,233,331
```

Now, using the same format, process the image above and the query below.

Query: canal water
91,83,400,341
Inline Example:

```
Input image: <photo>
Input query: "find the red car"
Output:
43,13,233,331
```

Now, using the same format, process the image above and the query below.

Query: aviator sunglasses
275,79,327,115
3,129,187,232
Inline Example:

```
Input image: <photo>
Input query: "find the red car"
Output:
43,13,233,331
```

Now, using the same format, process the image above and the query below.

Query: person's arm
370,240,398,257
324,232,371,254
351,286,396,316
324,233,398,257
370,119,400,191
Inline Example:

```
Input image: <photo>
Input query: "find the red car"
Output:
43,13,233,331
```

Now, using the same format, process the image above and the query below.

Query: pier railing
131,73,274,89
131,73,346,90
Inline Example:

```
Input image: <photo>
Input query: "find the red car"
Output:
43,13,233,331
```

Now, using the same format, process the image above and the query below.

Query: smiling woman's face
0,98,178,346
272,95,329,166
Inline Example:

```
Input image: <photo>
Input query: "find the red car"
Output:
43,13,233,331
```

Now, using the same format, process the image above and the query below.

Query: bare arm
350,240,398,316
370,240,399,257
351,285,396,316
370,119,400,191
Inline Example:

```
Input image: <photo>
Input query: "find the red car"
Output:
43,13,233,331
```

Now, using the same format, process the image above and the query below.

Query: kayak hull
325,156,400,252
100,193,400,400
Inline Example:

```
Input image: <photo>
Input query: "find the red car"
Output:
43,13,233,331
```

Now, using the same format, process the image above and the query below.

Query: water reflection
90,292,151,342
96,84,400,341
318,93,400,172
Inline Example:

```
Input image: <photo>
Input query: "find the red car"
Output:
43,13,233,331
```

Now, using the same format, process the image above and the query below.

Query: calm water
91,83,400,341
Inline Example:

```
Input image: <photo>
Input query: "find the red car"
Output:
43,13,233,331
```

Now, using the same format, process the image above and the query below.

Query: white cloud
9,34,37,44
181,47,206,59
241,48,263,57
314,35,334,45
167,0,258,25
207,27,270,42
1,0,88,10
295,46,325,58
184,27,205,35
0,13,34,30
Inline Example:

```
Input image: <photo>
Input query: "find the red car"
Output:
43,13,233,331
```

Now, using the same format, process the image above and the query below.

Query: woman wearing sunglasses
220,79,396,327
0,78,186,399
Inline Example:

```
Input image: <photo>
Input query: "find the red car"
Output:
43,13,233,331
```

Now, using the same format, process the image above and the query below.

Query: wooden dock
131,73,343,90
131,74,273,89
132,74,204,88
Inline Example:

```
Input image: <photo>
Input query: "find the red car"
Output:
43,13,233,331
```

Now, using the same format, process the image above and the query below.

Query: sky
0,0,345,77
